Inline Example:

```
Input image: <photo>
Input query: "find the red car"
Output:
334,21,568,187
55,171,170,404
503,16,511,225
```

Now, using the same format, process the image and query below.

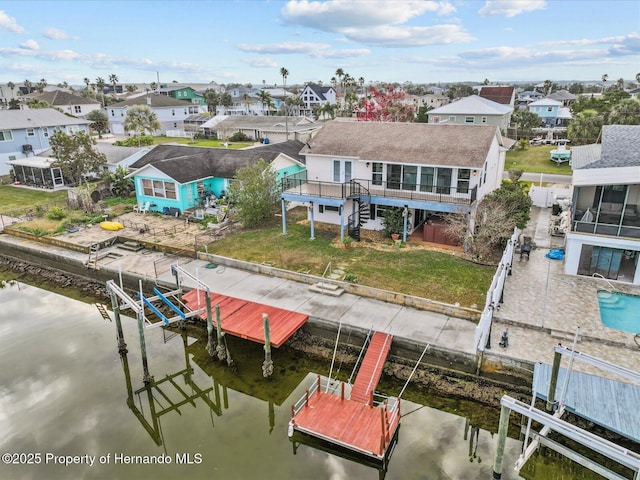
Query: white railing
473,227,520,353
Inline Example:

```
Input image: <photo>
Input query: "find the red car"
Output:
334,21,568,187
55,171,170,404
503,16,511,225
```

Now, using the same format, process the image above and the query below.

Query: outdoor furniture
520,243,532,260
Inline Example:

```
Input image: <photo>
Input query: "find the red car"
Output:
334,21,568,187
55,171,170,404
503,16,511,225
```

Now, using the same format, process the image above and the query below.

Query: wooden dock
291,376,400,460
350,332,393,404
290,332,398,463
182,290,308,347
533,362,640,443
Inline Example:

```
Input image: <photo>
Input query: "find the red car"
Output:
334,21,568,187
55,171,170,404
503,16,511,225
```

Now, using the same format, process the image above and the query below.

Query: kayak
100,221,125,231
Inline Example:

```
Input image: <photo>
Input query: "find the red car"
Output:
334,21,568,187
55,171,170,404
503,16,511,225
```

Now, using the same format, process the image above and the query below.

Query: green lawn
153,137,253,149
207,218,494,309
505,145,572,174
0,185,68,215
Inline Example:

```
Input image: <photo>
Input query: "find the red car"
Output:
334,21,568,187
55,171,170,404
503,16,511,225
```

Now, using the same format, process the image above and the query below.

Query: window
420,167,434,192
26,128,35,137
184,109,188,115
481,116,488,124
465,116,475,124
448,116,456,122
111,110,115,116
436,168,452,194
74,106,81,114
318,205,339,213
0,130,13,141
547,106,553,112
457,169,471,194
43,127,49,138
142,179,177,199
372,162,383,185
432,116,441,124
8,155,16,161
402,165,417,191
172,109,175,116
387,164,402,189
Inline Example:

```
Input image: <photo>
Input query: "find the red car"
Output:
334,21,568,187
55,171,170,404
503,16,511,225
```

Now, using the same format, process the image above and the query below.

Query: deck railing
281,175,477,206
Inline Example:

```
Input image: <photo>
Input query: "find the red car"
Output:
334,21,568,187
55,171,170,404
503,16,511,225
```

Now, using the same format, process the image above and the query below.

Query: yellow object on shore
100,221,124,231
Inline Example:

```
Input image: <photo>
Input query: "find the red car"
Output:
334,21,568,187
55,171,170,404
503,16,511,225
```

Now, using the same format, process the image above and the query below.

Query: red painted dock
291,376,400,459
182,289,308,347
350,332,393,405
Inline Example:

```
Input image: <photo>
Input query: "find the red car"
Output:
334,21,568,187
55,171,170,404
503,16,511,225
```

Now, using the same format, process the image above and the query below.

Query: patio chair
133,201,143,213
139,201,151,214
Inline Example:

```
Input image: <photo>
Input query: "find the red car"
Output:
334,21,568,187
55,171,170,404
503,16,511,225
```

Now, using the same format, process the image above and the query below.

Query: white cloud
344,24,474,47
478,0,546,17
19,39,39,50
281,0,455,31
43,27,76,40
0,10,25,33
243,57,279,68
237,41,332,54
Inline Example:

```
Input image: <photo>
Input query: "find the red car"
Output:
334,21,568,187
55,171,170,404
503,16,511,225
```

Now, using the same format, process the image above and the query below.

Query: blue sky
0,0,638,87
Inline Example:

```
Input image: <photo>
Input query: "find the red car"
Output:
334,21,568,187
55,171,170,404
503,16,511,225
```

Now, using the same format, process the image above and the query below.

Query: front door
333,160,352,183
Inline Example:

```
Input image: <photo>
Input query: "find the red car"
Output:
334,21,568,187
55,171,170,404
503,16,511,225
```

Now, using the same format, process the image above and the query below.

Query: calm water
0,275,607,480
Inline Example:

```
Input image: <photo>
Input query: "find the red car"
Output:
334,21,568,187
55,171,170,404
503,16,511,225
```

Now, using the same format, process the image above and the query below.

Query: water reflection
0,274,611,479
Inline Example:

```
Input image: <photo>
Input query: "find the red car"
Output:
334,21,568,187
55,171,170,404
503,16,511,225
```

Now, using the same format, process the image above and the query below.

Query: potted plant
382,207,409,240
343,236,353,249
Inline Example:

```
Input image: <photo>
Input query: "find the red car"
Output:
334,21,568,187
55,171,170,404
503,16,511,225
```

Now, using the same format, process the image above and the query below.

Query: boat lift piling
262,314,273,378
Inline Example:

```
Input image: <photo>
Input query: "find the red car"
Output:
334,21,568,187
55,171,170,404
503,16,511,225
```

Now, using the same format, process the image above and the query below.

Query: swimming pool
597,290,640,334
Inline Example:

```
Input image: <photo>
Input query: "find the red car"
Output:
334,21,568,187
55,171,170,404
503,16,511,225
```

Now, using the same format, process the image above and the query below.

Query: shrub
228,131,251,142
115,135,154,147
46,206,67,220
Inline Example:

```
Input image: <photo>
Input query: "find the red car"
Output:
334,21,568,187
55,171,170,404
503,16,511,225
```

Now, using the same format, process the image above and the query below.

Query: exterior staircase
350,332,393,405
347,180,370,241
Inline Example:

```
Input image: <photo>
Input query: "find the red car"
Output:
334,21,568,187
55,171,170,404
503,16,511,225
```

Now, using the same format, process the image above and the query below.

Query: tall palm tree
256,90,272,115
109,74,119,96
36,78,47,93
601,73,608,93
241,92,252,114
280,67,289,138
7,81,15,98
358,77,365,97
543,79,553,96
23,79,32,94
95,77,106,107
335,68,344,99
616,78,624,90
568,109,603,145
636,72,640,86
83,77,91,97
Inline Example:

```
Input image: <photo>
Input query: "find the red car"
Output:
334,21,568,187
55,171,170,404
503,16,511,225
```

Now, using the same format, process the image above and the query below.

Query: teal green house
159,85,206,106
127,141,305,215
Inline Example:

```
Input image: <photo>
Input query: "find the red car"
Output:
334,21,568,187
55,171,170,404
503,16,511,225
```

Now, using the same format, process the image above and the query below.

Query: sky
0,0,638,87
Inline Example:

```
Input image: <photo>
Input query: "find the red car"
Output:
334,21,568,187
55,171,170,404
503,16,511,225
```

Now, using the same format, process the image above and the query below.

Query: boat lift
106,264,213,384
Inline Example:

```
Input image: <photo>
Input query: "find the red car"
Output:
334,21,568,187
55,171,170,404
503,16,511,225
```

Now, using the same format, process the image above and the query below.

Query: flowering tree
357,85,414,122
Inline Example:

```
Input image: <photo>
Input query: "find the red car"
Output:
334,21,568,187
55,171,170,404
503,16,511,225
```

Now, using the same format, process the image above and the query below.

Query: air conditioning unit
22,144,33,153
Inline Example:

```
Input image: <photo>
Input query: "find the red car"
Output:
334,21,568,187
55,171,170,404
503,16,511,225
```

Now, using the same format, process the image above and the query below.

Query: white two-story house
0,108,90,176
108,94,206,135
280,121,507,243
565,125,640,284
299,84,336,117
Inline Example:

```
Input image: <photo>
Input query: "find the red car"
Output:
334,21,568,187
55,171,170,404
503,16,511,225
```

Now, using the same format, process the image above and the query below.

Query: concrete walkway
1,206,639,380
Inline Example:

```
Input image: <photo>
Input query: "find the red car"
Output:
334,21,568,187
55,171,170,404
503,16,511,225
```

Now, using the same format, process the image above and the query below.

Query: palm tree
256,90,272,115
608,98,640,125
358,77,365,97
109,74,119,96
36,78,47,93
7,81,15,98
23,79,32,94
95,77,106,107
601,73,608,93
150,81,157,92
543,79,553,96
280,67,289,138
616,78,624,90
636,72,640,86
567,109,603,145
241,92,252,114
335,68,344,98
123,104,161,145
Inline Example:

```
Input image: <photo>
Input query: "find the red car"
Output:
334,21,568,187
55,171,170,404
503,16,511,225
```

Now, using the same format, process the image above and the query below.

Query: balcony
281,176,477,206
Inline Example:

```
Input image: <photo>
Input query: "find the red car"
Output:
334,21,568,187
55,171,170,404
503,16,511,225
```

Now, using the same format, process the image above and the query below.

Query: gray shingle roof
111,94,194,108
29,90,99,106
0,108,89,129
129,140,305,184
574,125,640,169
301,121,500,168
428,95,512,115
215,115,322,132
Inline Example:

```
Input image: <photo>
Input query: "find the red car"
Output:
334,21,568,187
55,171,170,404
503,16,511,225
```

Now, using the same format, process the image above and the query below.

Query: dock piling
492,404,511,479
547,347,562,411
262,313,274,378
110,291,127,354
205,292,215,357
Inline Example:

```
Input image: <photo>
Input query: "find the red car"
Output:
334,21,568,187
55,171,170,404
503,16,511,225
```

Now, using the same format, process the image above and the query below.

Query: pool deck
0,207,639,383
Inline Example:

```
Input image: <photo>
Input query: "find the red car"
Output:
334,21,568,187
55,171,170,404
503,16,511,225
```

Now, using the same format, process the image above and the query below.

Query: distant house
565,125,640,284
209,115,322,144
280,121,508,243
299,84,336,116
546,90,577,108
158,84,205,106
126,141,305,215
22,90,101,117
528,98,572,128
408,93,449,113
516,90,544,110
107,94,206,136
478,86,516,107
0,108,90,176
427,95,513,132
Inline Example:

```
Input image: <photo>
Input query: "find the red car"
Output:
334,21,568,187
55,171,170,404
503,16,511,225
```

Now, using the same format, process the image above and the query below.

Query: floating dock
182,289,308,347
290,332,399,463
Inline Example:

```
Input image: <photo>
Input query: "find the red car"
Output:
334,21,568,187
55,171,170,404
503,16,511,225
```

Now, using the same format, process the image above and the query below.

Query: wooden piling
262,313,273,378
215,305,226,362
547,348,562,411
205,291,215,357
110,291,127,354
492,404,511,479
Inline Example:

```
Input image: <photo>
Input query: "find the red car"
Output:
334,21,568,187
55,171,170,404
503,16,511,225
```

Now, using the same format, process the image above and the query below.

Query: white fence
473,227,520,353
165,130,194,138
529,184,572,208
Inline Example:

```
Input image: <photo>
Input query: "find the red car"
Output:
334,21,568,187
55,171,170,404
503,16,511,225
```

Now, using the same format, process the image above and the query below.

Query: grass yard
0,185,68,215
207,218,494,309
505,145,572,175
152,137,253,149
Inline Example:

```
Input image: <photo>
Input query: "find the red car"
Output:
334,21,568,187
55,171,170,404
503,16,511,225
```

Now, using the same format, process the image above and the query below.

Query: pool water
597,290,640,334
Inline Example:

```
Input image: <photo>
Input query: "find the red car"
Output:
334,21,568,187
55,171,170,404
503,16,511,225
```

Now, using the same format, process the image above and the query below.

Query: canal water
0,273,607,479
